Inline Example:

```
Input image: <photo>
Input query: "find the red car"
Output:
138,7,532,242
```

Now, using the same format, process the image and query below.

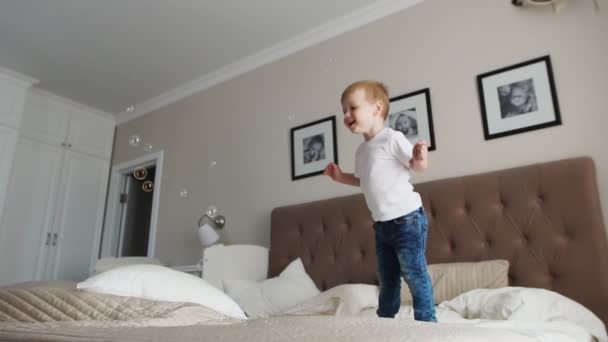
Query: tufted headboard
269,157,608,324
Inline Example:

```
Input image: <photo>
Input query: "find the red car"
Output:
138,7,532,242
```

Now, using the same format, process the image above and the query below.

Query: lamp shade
198,223,220,247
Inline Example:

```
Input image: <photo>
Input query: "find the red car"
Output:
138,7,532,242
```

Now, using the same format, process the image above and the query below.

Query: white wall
113,0,608,266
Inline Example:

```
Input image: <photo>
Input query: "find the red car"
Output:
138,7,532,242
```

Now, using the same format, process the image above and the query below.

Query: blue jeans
374,207,436,322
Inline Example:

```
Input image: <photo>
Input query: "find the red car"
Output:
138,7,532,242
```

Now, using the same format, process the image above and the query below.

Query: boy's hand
413,140,428,161
324,163,343,182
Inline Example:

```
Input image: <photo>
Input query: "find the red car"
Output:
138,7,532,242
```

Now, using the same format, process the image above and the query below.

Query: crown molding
0,66,38,88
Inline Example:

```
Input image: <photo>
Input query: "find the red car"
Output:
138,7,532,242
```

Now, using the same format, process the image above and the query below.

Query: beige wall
113,0,608,266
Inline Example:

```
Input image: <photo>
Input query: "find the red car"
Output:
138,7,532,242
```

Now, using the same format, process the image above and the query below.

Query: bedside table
171,264,202,277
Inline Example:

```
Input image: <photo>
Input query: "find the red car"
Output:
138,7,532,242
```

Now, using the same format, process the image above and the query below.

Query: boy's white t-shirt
354,128,422,222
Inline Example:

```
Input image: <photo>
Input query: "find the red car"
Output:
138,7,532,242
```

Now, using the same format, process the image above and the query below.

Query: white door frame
102,151,163,258
116,175,134,257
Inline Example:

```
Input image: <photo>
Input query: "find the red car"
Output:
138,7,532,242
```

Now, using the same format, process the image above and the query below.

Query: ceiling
0,0,421,118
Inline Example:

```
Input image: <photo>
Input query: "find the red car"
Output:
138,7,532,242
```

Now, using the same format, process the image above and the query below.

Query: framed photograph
386,88,436,151
477,55,561,140
290,116,337,180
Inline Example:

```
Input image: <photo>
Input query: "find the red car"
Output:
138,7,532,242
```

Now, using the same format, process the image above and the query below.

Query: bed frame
269,157,608,324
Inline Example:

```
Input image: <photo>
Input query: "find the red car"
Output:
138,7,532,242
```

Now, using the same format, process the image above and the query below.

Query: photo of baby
302,134,325,164
477,55,561,140
388,108,418,142
497,79,538,119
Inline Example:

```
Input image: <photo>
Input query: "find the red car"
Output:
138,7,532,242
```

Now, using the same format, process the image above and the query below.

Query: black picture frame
290,116,338,181
387,88,436,151
477,55,561,140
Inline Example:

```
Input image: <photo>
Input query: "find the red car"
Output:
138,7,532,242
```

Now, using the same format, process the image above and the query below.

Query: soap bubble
288,113,295,121
179,188,189,198
142,181,154,192
133,167,147,180
209,160,217,168
143,143,153,152
129,135,141,147
206,205,217,217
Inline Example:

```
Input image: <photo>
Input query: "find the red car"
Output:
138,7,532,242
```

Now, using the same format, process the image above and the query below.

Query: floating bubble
206,205,217,217
143,143,153,152
209,160,217,168
179,188,189,198
129,135,141,147
142,180,154,192
133,167,147,180
288,113,295,121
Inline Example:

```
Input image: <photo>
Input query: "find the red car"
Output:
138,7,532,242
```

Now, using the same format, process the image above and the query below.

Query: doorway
117,166,156,256
100,151,163,258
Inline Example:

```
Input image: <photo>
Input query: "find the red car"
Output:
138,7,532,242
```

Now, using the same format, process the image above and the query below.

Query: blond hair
341,80,389,119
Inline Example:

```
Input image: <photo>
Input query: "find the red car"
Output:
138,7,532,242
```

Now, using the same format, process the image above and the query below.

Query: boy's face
510,87,527,107
395,114,411,132
310,142,323,153
341,88,382,134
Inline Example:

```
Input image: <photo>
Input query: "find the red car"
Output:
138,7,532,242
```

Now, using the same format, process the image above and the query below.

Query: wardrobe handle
52,233,58,246
45,233,51,246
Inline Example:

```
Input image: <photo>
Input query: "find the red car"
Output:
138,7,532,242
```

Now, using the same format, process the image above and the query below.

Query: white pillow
93,256,162,274
438,287,523,320
77,264,246,319
224,258,320,318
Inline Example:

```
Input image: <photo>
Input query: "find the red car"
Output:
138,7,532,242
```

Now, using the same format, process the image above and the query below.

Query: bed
1,156,607,341
270,156,608,322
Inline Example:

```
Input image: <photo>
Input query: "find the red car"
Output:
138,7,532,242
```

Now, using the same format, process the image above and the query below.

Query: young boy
324,80,436,322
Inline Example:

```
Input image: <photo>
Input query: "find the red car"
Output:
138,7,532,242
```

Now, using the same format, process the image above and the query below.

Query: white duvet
357,305,595,342
282,285,607,342
438,287,606,342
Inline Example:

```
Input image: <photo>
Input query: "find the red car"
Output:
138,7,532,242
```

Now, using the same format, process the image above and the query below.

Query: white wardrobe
0,82,115,286
0,72,30,243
